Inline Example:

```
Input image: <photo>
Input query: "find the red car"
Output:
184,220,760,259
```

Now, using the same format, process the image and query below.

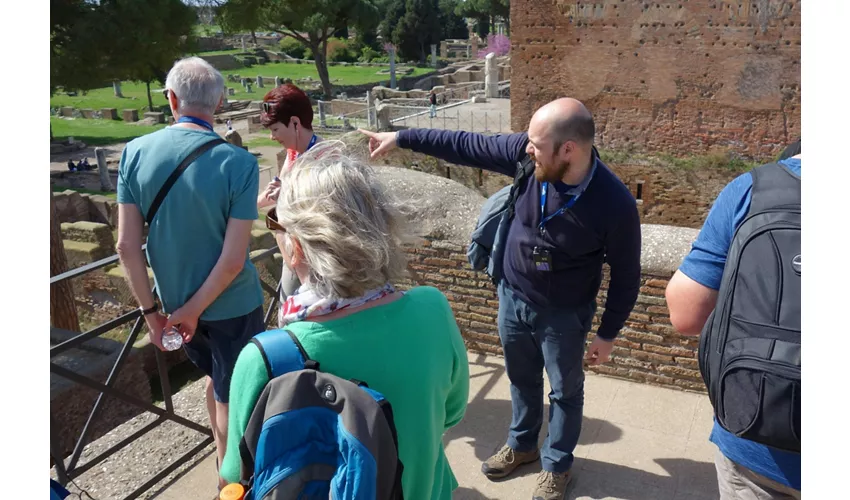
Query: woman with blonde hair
221,142,470,499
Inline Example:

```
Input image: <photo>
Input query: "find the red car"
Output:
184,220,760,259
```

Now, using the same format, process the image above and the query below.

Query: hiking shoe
481,444,540,479
532,470,573,500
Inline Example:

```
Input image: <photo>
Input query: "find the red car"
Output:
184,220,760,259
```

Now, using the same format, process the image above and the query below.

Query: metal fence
387,104,510,134
50,246,282,500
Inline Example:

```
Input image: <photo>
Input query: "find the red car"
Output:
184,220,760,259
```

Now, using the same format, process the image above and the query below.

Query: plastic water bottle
161,327,183,351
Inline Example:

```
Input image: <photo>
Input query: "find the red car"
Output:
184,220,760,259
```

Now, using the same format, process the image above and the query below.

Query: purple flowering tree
477,34,511,58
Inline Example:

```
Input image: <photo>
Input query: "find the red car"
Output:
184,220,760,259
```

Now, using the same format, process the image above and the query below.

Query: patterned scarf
279,282,397,327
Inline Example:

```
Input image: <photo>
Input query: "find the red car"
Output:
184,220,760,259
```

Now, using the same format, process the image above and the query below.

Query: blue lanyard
538,159,598,234
177,116,214,131
539,184,582,234
294,134,319,159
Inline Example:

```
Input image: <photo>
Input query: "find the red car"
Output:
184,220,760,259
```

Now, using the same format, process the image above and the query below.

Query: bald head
530,98,595,151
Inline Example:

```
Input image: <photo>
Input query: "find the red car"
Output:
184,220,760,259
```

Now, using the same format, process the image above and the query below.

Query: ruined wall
511,0,801,160
400,225,706,392
368,145,743,228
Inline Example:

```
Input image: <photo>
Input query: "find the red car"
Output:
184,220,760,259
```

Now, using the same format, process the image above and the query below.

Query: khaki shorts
714,449,801,500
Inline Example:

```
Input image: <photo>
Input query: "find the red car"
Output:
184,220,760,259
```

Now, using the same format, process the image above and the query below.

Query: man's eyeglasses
265,208,285,233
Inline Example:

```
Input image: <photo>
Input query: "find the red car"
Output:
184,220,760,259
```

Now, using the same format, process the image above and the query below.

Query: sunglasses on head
162,88,170,100
262,101,277,114
265,208,285,232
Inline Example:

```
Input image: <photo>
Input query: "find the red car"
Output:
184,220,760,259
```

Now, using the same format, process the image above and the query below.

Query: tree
217,0,379,98
51,0,196,111
381,0,441,64
50,190,80,333
455,0,510,34
100,0,197,111
438,0,469,40
51,0,112,93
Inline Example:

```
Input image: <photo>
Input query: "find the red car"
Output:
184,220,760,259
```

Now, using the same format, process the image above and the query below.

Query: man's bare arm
116,203,156,310
665,270,719,336
116,203,167,348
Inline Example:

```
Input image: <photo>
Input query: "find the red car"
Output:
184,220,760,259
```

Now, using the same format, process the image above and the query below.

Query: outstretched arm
359,128,528,178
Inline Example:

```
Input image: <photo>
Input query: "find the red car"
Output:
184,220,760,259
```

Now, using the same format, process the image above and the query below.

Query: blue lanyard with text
538,159,598,234
294,134,319,159
177,116,214,131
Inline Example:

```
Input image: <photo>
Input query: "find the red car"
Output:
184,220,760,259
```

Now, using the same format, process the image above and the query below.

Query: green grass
192,24,222,36
51,116,165,145
244,136,280,149
50,63,433,113
51,81,170,115
598,147,759,173
194,48,243,56
52,185,117,200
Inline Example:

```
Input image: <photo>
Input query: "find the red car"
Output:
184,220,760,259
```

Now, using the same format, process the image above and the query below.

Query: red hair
260,84,314,129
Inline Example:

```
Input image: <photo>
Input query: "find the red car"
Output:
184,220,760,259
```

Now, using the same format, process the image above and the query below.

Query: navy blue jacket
397,128,641,339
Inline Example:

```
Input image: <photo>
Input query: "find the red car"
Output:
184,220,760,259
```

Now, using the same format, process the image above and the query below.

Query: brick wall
399,226,705,392
511,0,801,160
368,145,743,229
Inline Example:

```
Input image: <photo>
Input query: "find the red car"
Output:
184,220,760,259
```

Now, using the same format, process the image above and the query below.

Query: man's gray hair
165,57,224,116
275,141,411,299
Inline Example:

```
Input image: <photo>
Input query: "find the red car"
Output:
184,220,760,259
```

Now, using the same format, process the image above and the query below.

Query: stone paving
154,351,719,500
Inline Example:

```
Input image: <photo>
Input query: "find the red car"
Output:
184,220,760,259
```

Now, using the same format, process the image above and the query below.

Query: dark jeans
183,306,266,403
498,281,596,473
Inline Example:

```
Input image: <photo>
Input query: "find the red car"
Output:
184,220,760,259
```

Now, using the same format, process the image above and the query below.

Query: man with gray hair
116,57,264,482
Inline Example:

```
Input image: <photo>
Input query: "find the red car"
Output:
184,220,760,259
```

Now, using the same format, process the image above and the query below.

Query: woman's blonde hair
275,141,411,299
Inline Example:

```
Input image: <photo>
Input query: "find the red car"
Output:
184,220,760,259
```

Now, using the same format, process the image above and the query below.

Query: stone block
250,228,275,252
143,111,165,124
84,194,118,227
62,239,110,269
80,108,95,119
61,106,75,117
60,221,115,249
52,190,89,224
100,108,119,120
122,109,139,122
104,265,154,306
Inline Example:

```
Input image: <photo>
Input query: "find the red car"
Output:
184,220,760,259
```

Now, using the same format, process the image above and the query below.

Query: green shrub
358,46,381,63
327,37,357,63
279,37,306,59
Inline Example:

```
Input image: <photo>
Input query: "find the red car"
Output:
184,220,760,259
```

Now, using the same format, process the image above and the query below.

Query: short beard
534,159,570,184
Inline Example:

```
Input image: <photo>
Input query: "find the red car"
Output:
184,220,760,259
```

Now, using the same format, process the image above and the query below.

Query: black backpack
699,162,801,453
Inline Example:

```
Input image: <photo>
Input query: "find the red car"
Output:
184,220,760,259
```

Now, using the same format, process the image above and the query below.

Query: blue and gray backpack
238,329,404,500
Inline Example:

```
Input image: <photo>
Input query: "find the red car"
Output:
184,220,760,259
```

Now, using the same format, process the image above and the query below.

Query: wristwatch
140,303,159,316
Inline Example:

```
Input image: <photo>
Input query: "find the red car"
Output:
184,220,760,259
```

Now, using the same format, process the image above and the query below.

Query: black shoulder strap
749,162,801,214
506,155,535,219
145,137,226,225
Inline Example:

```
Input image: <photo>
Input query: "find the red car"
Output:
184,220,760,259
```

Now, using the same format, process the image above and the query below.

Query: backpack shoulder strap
749,162,801,214
251,329,319,380
145,137,226,225
506,155,535,219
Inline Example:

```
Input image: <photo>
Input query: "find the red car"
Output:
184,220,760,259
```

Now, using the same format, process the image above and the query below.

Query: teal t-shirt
221,286,470,500
117,127,263,320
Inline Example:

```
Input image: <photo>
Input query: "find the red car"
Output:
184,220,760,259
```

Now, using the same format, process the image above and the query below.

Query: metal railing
50,245,282,500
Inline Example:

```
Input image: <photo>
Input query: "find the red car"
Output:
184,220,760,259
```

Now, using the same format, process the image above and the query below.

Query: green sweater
221,286,470,500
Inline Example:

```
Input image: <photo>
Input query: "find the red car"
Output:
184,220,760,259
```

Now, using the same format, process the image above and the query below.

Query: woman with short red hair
256,83,323,209
256,83,323,302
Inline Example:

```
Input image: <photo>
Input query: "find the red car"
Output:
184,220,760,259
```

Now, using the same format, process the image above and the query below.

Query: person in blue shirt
116,57,265,488
665,140,801,499
360,98,642,500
